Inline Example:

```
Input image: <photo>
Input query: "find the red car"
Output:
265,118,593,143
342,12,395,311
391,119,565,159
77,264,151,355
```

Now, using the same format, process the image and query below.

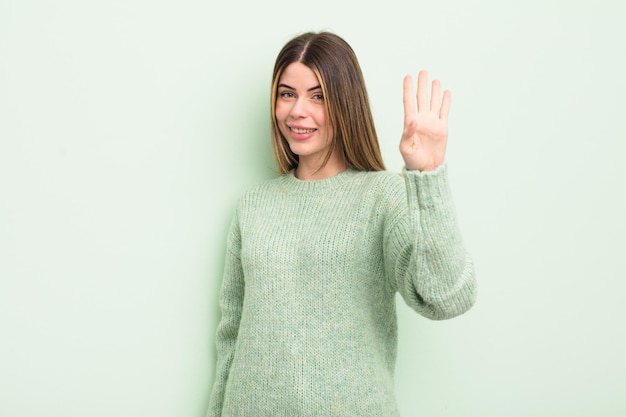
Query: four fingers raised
403,70,451,122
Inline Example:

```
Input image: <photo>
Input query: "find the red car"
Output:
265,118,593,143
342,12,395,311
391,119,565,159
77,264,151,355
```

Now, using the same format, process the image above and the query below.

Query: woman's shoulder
361,168,404,183
355,169,405,194
238,174,285,201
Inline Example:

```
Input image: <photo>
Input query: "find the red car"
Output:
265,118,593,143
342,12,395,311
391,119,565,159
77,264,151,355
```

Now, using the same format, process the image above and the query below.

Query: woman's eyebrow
278,83,322,92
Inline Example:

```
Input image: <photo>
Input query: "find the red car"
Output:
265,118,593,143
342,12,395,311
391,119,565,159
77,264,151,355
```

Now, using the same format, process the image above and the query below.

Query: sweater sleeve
384,163,477,320
206,212,244,417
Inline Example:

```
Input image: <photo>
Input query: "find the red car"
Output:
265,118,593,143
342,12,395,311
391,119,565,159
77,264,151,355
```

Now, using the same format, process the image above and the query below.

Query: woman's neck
295,153,348,181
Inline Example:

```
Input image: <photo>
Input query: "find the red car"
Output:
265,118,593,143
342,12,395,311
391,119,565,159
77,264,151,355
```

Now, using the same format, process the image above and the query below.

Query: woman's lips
288,126,317,140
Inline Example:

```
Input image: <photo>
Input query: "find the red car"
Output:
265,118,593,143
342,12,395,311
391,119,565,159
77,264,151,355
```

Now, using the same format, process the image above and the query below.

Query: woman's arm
206,214,244,417
384,165,476,320
384,71,476,319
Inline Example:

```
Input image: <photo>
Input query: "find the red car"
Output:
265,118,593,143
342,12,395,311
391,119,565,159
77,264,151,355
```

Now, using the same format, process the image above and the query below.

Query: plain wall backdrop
1,0,625,416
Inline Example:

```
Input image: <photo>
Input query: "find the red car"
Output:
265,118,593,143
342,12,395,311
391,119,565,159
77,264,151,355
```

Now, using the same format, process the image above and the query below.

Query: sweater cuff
402,162,453,210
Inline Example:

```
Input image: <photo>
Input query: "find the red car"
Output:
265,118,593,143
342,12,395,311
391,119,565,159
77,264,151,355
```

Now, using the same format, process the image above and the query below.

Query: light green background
1,0,624,416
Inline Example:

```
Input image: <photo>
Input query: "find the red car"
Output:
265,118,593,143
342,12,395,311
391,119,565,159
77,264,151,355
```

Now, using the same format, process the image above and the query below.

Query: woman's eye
312,94,324,101
280,91,295,98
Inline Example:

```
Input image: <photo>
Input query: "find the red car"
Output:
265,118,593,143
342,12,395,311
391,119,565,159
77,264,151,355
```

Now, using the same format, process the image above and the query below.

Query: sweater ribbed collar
278,168,360,194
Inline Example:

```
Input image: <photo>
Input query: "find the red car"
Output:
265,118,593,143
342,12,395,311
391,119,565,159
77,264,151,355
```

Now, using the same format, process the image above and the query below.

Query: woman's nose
289,98,308,118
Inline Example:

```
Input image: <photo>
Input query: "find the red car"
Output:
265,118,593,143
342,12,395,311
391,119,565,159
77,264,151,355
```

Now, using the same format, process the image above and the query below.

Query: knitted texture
207,164,477,417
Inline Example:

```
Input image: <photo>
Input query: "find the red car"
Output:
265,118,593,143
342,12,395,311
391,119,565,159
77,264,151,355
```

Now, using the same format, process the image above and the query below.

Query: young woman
207,31,477,417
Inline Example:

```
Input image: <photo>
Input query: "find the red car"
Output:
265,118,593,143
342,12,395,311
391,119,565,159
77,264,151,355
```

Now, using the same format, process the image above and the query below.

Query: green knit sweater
207,164,476,417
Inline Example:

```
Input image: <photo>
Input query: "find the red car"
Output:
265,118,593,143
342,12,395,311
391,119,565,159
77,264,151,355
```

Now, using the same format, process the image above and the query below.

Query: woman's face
275,62,332,164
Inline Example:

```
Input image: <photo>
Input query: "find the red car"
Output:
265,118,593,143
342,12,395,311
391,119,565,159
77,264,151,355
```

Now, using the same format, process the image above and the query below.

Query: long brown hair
270,31,386,174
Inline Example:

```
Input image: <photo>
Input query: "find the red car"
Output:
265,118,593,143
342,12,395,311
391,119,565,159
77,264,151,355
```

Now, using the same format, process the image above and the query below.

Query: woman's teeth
290,127,316,134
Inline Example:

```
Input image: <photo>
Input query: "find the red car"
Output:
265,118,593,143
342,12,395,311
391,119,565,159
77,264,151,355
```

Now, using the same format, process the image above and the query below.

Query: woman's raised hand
399,70,451,171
